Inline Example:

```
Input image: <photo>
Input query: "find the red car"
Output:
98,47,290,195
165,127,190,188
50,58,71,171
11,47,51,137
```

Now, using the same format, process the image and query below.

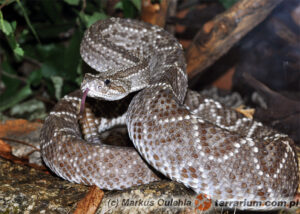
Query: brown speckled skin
40,91,159,189
128,88,298,205
40,18,298,209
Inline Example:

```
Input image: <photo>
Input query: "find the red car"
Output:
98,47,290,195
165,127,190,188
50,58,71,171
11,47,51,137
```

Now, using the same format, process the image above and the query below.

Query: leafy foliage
115,0,141,18
218,0,240,9
0,0,236,120
0,0,141,119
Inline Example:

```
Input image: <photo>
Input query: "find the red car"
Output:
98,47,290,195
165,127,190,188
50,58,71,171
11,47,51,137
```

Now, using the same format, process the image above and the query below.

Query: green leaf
0,61,21,101
114,0,138,18
40,63,59,78
40,0,62,24
6,32,23,60
10,99,46,120
51,76,63,100
75,75,83,86
44,79,55,98
10,20,17,31
0,84,32,112
0,13,23,59
31,23,75,40
64,0,80,6
114,1,123,10
63,30,82,79
131,0,141,11
0,17,22,60
13,46,24,56
24,43,67,81
219,0,240,9
24,43,64,62
16,0,40,43
61,80,79,96
80,12,108,27
123,0,136,18
28,69,42,86
0,19,13,35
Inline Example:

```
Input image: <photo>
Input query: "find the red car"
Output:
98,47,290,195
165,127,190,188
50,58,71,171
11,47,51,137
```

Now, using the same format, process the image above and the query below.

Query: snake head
81,73,131,101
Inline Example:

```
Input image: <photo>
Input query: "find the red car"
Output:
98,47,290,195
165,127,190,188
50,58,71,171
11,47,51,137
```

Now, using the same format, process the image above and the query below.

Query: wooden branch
0,157,89,213
165,0,178,33
186,0,284,79
141,0,171,27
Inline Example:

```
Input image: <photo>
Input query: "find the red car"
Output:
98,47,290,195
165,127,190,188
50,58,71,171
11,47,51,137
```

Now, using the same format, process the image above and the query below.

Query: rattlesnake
40,18,298,209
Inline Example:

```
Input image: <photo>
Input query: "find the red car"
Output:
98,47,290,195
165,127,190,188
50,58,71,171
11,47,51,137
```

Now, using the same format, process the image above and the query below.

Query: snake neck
80,17,188,104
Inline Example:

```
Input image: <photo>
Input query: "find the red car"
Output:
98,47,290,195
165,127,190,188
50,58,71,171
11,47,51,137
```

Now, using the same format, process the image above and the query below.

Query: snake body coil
40,18,298,208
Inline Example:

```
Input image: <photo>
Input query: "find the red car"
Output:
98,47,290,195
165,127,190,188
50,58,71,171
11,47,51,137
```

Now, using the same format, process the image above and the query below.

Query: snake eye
104,79,110,85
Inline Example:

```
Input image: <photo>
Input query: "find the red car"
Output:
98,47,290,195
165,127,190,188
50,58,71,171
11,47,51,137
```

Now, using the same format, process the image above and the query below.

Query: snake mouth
80,88,89,115
85,88,129,101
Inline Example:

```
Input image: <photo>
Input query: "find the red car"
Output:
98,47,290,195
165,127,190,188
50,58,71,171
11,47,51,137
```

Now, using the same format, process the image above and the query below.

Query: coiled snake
40,18,298,208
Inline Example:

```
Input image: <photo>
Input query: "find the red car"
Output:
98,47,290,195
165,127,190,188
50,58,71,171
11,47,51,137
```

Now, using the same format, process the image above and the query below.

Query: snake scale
40,18,298,208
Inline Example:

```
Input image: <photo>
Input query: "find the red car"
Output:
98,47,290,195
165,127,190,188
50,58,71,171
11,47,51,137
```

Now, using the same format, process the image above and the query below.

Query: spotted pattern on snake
40,18,298,208
40,90,160,189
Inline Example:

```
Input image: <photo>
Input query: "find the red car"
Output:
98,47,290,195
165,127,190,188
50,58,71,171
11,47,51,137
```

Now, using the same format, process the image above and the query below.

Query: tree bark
141,0,171,28
186,0,284,78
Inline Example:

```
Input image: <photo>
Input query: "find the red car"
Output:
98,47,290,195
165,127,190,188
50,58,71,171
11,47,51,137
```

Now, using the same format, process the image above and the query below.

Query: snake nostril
104,79,110,85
